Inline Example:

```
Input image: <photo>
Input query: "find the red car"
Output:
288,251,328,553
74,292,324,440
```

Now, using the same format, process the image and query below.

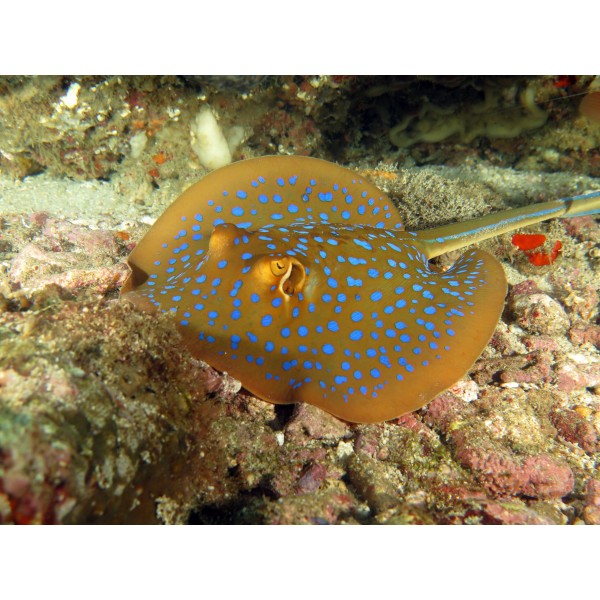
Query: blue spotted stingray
122,156,600,422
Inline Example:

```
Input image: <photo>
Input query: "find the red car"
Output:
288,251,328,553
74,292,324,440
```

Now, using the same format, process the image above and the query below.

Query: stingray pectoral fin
123,156,403,299
296,249,507,424
121,260,149,294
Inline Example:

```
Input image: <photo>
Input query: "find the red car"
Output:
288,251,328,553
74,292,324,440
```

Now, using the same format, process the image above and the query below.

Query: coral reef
0,75,598,524
2,75,600,183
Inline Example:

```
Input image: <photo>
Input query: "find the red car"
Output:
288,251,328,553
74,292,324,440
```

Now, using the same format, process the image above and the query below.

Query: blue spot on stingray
348,256,367,266
354,239,373,251
379,356,392,368
236,190,247,199
350,330,363,341
322,343,335,355
261,315,273,326
232,206,244,216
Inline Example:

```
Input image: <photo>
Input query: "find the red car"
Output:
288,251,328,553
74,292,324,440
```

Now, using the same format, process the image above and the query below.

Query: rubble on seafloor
0,75,599,524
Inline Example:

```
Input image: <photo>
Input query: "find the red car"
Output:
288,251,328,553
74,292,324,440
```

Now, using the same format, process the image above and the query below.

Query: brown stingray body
122,156,508,422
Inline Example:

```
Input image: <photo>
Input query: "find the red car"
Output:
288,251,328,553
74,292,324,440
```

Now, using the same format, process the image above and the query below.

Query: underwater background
0,75,599,524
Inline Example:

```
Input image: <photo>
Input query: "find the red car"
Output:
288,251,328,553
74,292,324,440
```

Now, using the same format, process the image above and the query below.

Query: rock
509,292,570,336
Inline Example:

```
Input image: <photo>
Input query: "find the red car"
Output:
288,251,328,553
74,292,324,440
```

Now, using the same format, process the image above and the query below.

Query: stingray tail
416,189,600,259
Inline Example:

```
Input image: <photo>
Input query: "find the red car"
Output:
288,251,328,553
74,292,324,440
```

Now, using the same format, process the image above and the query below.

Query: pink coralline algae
551,408,598,453
583,479,600,525
5,213,129,295
453,440,574,499
423,391,576,500
569,325,600,349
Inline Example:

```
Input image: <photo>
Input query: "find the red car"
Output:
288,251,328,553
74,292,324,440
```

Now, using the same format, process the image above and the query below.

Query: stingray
121,156,600,423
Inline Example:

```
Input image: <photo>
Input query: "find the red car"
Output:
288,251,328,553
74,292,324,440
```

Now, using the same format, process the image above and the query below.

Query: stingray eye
270,258,289,276
280,259,306,297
